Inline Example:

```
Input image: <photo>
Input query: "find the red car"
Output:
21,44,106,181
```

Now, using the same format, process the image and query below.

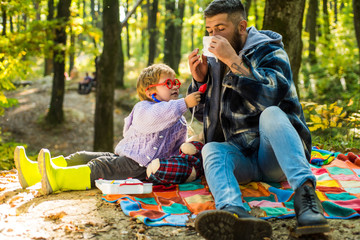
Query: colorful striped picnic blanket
102,148,360,226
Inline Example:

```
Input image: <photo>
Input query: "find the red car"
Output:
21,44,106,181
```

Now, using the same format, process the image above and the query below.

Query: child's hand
185,91,201,108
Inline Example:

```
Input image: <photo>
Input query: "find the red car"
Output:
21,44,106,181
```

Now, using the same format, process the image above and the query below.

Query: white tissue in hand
202,36,217,60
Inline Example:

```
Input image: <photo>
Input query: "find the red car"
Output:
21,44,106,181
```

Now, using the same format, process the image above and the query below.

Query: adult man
187,0,330,239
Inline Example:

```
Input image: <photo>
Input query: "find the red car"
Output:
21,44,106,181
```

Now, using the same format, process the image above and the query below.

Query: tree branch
120,0,143,28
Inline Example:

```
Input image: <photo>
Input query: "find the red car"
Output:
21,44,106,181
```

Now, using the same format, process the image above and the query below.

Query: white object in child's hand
95,178,152,194
202,36,218,62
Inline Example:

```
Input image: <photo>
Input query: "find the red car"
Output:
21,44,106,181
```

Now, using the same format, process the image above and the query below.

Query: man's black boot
294,184,330,235
195,206,272,240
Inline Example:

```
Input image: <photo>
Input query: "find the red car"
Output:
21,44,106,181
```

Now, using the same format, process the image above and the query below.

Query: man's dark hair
204,0,246,25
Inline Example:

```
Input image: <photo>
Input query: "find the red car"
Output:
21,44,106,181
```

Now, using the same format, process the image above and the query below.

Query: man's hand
185,91,201,108
209,35,253,78
188,49,208,83
207,35,239,67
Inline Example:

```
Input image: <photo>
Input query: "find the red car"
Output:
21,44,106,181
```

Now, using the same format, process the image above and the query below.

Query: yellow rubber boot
38,148,91,195
51,156,68,167
14,146,41,189
14,146,68,189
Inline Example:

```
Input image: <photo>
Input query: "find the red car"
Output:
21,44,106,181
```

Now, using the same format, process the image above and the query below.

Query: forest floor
1,77,360,240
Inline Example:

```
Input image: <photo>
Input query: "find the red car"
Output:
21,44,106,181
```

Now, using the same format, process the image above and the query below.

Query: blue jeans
202,106,316,210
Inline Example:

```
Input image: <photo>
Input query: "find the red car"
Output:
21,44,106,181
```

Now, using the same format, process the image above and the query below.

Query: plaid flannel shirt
188,27,312,161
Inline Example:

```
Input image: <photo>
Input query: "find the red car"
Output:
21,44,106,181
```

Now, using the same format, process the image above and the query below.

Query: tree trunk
76,0,84,49
308,0,318,64
17,15,20,33
23,14,27,31
46,0,71,125
83,0,86,18
125,0,131,59
21,14,28,61
141,3,147,54
164,0,176,71
147,0,159,66
254,0,258,29
353,0,360,73
164,0,184,73
69,27,75,75
116,28,125,88
44,0,54,76
115,0,143,88
94,0,119,152
334,0,338,24
9,16,13,33
244,0,252,19
97,1,103,29
190,4,194,50
174,0,185,71
90,0,98,48
263,0,306,98
34,0,41,20
2,4,6,36
91,0,96,26
322,0,330,39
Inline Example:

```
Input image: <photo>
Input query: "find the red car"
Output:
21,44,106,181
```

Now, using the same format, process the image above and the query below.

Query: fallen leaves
64,223,85,234
98,225,114,232
136,232,151,240
85,192,97,196
52,222,85,234
0,171,40,220
0,170,21,192
6,190,38,209
44,211,67,221
250,206,267,218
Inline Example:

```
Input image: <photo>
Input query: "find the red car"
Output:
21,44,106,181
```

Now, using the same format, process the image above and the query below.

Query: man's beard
230,28,243,54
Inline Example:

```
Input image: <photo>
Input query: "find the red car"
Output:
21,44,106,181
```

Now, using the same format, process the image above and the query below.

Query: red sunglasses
145,79,181,92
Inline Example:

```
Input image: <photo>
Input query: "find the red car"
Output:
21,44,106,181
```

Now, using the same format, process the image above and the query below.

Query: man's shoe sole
38,149,54,195
195,210,272,240
295,224,330,235
14,146,29,189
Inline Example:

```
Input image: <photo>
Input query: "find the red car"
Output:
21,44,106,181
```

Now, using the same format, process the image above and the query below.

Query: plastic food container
95,178,153,194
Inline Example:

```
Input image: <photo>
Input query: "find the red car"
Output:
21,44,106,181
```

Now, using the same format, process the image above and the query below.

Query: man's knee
259,106,287,131
201,142,224,167
260,106,283,120
202,142,222,158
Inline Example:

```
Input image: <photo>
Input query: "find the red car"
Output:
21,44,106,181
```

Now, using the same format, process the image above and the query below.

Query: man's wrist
229,57,253,78
225,55,241,69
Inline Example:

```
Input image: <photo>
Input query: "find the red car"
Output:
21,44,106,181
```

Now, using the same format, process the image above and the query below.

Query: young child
14,64,203,194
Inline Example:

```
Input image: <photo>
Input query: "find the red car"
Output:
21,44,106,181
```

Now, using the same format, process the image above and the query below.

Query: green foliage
301,0,359,103
0,141,21,170
0,137,36,170
302,99,360,151
299,1,360,151
0,55,19,116
0,128,29,170
303,101,347,131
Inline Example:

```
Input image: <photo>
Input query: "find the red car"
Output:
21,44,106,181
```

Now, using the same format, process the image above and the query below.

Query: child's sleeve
122,109,134,136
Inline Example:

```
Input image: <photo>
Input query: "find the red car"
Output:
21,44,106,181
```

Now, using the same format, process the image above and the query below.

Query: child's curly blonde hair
137,64,176,101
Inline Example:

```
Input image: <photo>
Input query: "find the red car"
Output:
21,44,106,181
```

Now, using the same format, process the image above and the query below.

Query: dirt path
1,77,119,156
1,78,359,239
